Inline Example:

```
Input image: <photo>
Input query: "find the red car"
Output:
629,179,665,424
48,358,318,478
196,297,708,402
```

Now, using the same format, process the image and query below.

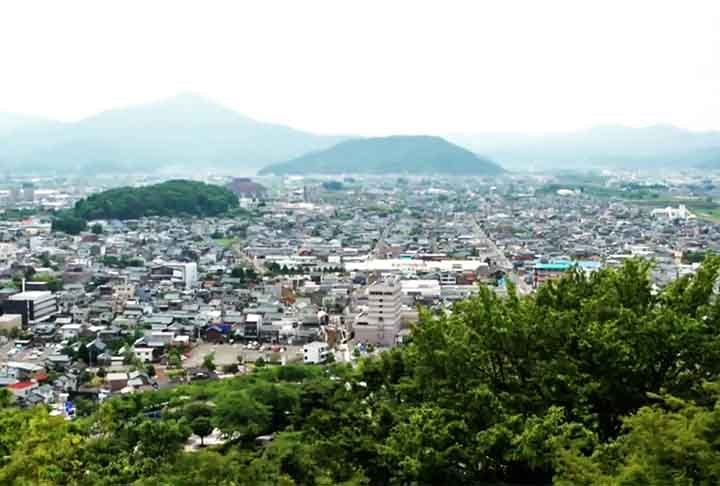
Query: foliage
51,213,87,235
73,180,239,221
3,259,720,484
191,417,214,447
321,180,343,191
202,352,216,372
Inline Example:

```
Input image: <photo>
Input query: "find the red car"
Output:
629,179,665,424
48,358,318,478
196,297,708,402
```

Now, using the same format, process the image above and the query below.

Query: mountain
448,125,720,170
0,112,55,137
259,135,503,175
0,93,345,174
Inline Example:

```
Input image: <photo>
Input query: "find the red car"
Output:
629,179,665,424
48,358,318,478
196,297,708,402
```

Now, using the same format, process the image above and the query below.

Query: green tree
213,391,271,438
91,223,104,235
191,417,214,447
202,352,216,372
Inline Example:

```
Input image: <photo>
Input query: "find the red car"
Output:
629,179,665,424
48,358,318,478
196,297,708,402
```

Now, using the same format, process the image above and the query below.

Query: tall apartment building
149,262,198,290
22,183,35,203
2,291,58,326
354,278,403,346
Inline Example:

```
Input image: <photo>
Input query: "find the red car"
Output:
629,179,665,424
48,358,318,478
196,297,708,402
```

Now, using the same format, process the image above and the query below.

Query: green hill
72,179,238,221
259,135,504,175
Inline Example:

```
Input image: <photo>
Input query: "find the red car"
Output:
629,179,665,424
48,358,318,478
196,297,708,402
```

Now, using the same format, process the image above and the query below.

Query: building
226,178,267,200
0,314,22,333
133,347,155,363
533,260,602,288
303,341,329,364
2,291,58,326
0,243,17,266
651,204,695,221
150,262,198,290
354,279,403,347
22,182,35,203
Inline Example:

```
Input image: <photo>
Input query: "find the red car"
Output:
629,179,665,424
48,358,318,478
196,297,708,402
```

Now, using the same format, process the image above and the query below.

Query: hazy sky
1,0,720,135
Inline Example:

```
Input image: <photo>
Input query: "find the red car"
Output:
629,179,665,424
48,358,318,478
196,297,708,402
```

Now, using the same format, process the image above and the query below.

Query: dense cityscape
1,170,719,397
4,1,720,484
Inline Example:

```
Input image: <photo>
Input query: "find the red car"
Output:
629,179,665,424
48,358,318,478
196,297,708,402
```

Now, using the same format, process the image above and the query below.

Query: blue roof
535,261,601,271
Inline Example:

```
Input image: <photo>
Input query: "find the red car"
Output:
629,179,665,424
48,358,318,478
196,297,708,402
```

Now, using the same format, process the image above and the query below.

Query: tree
202,352,216,372
91,223,104,235
191,417,214,447
213,391,271,438
184,401,213,421
145,364,156,377
168,351,182,368
77,343,90,365
222,363,239,374
51,214,88,235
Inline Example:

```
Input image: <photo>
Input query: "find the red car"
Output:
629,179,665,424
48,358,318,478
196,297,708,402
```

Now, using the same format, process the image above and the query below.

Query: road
472,215,532,295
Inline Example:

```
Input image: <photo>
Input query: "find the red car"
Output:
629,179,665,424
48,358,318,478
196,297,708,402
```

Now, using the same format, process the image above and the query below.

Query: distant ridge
259,135,503,175
448,125,720,170
0,93,345,174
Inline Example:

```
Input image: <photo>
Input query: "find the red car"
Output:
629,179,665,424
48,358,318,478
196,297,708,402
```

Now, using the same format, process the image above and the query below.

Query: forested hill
259,135,504,175
4,258,720,484
73,180,238,220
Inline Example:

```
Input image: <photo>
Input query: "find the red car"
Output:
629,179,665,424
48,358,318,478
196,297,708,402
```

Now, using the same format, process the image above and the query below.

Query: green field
211,237,237,248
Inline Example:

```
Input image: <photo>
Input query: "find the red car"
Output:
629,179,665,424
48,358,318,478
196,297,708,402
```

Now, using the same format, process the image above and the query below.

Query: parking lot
185,343,304,367
0,339,56,365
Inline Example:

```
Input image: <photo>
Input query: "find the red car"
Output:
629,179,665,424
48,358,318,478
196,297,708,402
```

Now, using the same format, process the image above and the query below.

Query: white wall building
169,262,198,290
303,341,329,364
354,278,403,347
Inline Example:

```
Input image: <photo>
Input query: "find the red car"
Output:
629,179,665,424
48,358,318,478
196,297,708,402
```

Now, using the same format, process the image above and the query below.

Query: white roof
106,372,128,381
8,291,53,301
6,361,42,371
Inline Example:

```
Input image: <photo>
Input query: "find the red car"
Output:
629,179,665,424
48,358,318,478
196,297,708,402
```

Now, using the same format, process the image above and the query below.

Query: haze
1,0,720,135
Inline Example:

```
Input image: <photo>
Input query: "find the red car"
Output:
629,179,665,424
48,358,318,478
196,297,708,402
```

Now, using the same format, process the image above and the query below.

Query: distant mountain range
2,94,720,174
259,135,503,175
0,93,344,174
447,125,720,170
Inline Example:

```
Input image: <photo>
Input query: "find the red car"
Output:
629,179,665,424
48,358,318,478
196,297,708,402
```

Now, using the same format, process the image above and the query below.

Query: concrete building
303,341,329,364
2,291,58,326
0,314,22,333
22,183,35,203
354,279,403,347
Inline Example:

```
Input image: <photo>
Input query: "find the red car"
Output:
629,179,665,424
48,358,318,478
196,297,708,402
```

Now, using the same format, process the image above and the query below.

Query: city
3,1,720,484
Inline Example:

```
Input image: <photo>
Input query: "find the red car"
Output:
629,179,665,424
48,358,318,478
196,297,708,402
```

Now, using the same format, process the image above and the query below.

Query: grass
695,209,720,224
211,238,237,249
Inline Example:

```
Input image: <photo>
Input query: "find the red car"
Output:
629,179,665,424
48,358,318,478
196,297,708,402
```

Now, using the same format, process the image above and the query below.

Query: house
303,341,329,364
206,324,231,343
106,372,129,392
60,323,83,340
7,380,39,400
133,347,155,363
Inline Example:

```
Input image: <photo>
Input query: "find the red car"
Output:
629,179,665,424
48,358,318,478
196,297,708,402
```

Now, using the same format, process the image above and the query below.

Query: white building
133,347,154,363
3,291,58,326
0,242,17,265
651,204,695,221
169,262,198,290
303,341,329,364
60,323,83,340
354,278,403,347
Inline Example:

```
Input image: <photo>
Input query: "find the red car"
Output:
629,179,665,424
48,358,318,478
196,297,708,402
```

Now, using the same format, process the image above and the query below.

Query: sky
1,0,720,135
